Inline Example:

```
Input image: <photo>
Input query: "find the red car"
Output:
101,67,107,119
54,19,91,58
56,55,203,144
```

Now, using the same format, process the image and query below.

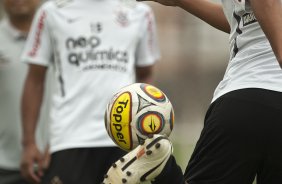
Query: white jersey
0,19,49,170
21,0,160,153
213,0,282,101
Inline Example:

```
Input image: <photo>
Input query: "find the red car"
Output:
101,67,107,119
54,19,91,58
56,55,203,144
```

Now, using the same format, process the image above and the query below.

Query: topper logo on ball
110,92,133,150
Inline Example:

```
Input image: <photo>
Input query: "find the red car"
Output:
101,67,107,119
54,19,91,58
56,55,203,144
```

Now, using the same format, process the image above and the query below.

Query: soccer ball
105,83,174,151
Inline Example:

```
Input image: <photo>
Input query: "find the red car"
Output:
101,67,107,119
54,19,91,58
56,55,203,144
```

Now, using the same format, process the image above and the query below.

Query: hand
137,0,180,7
21,143,45,184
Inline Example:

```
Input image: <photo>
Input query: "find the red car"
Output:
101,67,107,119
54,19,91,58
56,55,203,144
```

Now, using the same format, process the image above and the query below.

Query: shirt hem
212,83,282,103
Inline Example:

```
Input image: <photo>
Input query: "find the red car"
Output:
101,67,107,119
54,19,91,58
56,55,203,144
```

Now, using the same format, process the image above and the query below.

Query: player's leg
184,89,267,184
41,147,126,184
152,155,186,184
255,90,282,184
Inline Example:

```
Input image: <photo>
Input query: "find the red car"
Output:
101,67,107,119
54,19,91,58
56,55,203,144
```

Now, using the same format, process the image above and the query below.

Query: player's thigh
257,139,282,184
256,91,282,184
184,89,270,184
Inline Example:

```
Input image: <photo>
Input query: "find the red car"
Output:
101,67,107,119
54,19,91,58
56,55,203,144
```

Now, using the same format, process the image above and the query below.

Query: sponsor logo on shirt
66,35,129,72
242,12,257,26
66,17,81,24
91,22,102,33
115,10,129,27
145,12,154,55
28,11,46,57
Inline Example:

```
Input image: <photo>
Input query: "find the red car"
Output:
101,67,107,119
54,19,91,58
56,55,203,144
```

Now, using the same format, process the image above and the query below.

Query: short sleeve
21,5,52,66
135,7,160,67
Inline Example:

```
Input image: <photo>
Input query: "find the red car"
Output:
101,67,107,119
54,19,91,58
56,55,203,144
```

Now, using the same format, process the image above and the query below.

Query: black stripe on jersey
52,37,66,97
233,12,242,34
232,12,243,57
54,54,65,97
58,75,65,97
233,38,239,58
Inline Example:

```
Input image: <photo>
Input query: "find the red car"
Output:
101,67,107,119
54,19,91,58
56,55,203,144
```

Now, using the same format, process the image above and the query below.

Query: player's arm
135,7,159,85
138,0,230,33
21,64,47,184
249,0,282,68
136,65,155,84
20,4,51,183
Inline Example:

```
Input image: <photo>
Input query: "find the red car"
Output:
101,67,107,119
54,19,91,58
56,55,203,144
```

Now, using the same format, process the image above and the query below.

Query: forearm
176,0,230,33
250,0,282,68
21,66,46,146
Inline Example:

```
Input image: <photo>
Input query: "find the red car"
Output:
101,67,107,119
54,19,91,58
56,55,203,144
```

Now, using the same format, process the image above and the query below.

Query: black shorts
0,169,28,184
184,88,282,184
41,147,126,184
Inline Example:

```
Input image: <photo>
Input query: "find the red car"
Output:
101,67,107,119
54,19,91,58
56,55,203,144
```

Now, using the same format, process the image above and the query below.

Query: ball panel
109,92,133,151
140,83,166,102
137,94,154,113
137,111,165,135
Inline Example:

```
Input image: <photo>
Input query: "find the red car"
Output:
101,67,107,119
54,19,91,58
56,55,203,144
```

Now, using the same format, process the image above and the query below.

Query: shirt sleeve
21,5,52,66
135,7,161,67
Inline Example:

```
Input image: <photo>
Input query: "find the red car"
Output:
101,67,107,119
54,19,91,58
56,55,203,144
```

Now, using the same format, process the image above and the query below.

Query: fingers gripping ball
105,83,175,151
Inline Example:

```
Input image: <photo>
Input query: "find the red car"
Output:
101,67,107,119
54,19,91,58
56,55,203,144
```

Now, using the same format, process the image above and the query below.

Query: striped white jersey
212,0,282,102
21,0,160,153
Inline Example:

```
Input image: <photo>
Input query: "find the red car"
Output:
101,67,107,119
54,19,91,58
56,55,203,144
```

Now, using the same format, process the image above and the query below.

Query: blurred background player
20,0,160,183
0,0,50,184
103,0,282,183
